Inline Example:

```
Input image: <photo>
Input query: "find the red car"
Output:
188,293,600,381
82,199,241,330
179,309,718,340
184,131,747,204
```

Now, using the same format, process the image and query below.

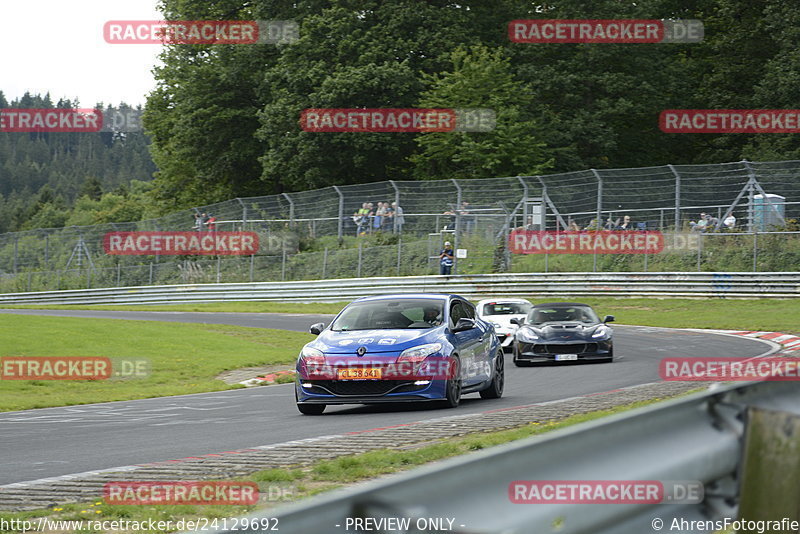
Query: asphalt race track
0,309,774,486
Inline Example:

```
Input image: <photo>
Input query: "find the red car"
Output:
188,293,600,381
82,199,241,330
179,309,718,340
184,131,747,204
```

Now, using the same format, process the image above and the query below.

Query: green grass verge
6,297,796,334
0,315,312,412
0,396,681,533
0,301,348,315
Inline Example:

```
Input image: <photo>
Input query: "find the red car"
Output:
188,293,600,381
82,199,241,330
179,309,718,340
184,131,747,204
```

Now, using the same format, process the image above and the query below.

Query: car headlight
517,328,540,343
592,326,610,339
398,343,443,363
300,345,324,362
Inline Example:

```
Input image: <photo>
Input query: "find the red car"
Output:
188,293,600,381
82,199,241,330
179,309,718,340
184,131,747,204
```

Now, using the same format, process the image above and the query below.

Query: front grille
532,343,598,354
308,380,424,396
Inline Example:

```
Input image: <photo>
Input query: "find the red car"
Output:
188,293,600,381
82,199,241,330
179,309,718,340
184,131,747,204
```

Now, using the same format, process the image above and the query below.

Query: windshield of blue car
483,302,532,316
526,306,600,325
330,299,445,331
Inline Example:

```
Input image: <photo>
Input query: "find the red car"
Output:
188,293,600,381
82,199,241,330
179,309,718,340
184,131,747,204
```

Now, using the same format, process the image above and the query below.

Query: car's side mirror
603,315,615,324
452,317,476,333
309,323,325,335
510,318,521,326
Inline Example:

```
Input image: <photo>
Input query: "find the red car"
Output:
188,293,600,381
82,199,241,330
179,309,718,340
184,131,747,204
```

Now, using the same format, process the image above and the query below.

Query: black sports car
511,303,614,366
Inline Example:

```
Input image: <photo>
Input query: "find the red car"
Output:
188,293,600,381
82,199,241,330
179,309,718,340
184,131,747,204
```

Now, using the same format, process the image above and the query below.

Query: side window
449,301,465,328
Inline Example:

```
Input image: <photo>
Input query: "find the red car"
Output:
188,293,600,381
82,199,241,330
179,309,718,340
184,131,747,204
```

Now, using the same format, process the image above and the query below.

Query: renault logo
356,346,367,356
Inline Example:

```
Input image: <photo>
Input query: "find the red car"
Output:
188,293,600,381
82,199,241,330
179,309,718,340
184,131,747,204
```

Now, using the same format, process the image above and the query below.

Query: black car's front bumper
514,339,613,363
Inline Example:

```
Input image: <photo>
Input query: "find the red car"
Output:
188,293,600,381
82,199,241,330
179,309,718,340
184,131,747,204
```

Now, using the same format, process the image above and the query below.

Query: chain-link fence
1,159,799,294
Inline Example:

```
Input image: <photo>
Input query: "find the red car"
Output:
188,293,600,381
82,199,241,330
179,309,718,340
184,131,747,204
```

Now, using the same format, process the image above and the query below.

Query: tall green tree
411,45,553,180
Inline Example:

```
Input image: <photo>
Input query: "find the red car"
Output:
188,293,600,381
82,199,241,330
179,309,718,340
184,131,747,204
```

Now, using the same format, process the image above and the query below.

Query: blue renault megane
295,294,504,415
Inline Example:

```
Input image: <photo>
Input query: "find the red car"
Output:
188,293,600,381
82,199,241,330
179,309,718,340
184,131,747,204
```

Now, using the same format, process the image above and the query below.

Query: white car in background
476,298,534,351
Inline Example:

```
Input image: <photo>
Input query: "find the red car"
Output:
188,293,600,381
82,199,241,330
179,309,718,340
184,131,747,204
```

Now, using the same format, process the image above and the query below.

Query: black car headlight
591,326,611,339
517,328,540,343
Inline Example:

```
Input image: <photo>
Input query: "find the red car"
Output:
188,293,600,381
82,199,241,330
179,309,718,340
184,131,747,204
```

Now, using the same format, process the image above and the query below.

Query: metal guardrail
206,381,800,534
0,272,798,305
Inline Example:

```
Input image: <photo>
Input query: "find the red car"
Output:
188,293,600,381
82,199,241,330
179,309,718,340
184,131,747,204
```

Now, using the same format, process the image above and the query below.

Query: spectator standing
374,202,387,231
206,214,217,231
618,215,633,230
439,241,454,275
200,212,210,231
723,214,736,229
353,203,371,235
392,201,404,233
568,218,580,231
193,212,203,231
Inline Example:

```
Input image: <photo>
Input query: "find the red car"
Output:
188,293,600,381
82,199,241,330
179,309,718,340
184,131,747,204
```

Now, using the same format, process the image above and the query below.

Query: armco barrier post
322,248,328,279
357,242,363,278
738,406,800,521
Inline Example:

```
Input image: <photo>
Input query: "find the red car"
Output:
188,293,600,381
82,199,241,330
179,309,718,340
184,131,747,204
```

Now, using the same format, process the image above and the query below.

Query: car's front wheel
480,350,504,399
296,389,326,415
440,356,462,408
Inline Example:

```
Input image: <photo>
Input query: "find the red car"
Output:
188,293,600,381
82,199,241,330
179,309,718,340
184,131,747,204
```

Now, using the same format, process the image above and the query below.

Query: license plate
337,368,382,380
555,354,578,361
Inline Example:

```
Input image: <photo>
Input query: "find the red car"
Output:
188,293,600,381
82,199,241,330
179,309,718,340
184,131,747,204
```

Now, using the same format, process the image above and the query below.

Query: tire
480,351,504,399
295,389,326,415
440,356,462,409
512,346,531,367
297,403,326,415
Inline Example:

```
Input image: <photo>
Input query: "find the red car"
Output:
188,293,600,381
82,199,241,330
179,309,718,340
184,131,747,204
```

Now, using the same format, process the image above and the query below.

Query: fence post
545,252,548,273
44,234,49,267
149,262,154,284
250,254,255,282
669,164,681,233
452,178,462,275
282,193,295,229
390,180,400,233
591,169,603,231
396,238,402,276
86,266,92,288
116,263,121,286
281,250,286,281
738,406,800,521
56,269,60,290
216,257,221,283
236,198,248,230
322,247,328,279
357,242,363,278
13,235,18,274
753,231,758,272
332,186,344,240
697,233,702,271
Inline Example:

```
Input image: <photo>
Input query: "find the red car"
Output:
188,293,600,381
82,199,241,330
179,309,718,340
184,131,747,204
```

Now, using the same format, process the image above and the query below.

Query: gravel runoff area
0,380,702,511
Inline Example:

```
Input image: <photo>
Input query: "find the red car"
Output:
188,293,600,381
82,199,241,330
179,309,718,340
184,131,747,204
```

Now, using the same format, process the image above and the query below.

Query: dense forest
4,0,800,232
0,92,156,233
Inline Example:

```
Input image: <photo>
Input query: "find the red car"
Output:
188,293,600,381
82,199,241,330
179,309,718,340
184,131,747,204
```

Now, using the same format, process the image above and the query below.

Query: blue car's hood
312,328,437,354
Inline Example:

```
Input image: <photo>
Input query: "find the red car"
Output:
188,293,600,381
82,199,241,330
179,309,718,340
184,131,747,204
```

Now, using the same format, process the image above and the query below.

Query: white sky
1,0,163,108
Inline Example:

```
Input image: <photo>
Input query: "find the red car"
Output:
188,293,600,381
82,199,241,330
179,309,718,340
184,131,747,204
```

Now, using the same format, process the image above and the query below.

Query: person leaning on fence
724,214,736,230
193,212,203,231
374,202,387,231
439,241,454,275
618,215,633,231
353,203,371,235
392,202,404,233
205,214,217,231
